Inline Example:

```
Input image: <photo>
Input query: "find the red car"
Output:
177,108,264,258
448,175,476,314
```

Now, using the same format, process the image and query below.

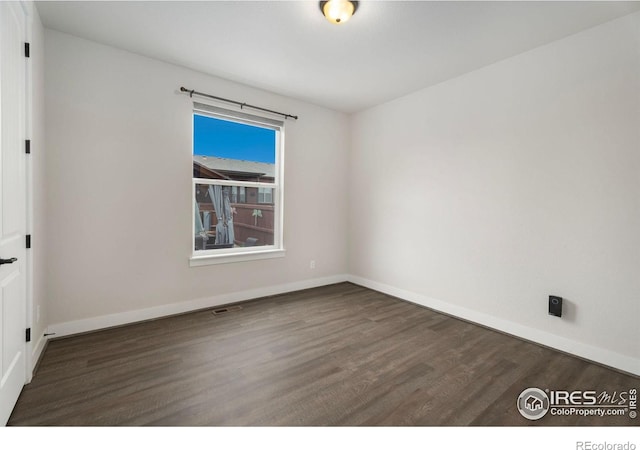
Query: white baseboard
45,272,639,376
31,330,47,373
347,275,640,377
47,274,349,338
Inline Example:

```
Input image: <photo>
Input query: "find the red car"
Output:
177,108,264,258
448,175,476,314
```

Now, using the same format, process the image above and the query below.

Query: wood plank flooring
8,283,638,426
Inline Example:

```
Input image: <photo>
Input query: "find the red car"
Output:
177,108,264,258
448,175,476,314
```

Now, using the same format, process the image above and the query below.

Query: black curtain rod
180,87,298,120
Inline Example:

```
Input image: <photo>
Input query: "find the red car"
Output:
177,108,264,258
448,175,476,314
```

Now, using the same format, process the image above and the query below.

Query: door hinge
24,42,30,58
25,139,31,154
26,328,31,343
26,234,31,249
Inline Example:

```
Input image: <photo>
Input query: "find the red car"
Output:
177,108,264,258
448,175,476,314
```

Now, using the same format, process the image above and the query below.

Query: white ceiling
36,1,640,113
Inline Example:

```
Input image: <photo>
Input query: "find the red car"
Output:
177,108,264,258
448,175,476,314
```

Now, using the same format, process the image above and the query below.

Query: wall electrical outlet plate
549,295,563,317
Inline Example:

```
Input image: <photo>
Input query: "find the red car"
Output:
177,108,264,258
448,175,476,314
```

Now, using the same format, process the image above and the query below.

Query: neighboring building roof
194,155,275,179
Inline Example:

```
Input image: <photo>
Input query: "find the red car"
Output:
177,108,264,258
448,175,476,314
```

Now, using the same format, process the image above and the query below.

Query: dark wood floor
9,283,638,426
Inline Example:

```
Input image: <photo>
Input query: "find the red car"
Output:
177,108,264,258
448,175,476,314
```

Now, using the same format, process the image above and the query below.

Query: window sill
189,248,286,267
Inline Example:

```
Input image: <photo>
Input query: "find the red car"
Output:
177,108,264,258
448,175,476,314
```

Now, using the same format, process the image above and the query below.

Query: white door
0,1,27,426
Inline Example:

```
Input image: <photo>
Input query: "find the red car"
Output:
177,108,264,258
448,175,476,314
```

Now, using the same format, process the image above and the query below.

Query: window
191,102,284,266
258,187,273,204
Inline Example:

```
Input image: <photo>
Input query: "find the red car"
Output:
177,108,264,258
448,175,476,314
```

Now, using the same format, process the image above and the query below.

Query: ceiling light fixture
319,0,359,25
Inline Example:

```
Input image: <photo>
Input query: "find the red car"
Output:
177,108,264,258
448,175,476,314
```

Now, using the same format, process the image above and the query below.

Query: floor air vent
212,305,242,316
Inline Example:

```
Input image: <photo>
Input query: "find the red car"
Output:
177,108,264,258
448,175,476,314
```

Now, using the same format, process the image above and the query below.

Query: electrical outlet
549,295,563,317
310,260,316,269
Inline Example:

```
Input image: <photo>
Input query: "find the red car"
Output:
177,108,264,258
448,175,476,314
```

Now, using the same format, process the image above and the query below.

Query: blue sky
193,114,275,164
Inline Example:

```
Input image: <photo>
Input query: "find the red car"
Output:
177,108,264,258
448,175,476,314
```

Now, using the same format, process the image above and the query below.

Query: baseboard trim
48,274,349,338
347,275,640,377
44,273,639,376
30,332,49,377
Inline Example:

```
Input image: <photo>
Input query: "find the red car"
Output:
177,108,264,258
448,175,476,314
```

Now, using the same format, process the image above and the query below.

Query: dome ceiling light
319,0,359,25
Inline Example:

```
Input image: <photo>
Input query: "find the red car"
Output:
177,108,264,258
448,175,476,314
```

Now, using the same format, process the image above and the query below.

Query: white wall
44,30,349,333
349,12,640,374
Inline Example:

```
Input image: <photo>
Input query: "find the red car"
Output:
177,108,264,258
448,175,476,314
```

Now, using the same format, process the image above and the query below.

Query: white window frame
190,102,285,266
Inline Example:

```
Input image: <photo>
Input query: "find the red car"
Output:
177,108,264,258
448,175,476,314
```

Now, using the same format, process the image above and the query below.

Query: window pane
258,187,273,204
194,183,275,250
193,114,276,182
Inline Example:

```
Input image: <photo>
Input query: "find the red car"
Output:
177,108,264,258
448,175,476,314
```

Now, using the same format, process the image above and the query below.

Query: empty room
0,0,638,442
